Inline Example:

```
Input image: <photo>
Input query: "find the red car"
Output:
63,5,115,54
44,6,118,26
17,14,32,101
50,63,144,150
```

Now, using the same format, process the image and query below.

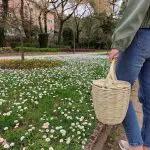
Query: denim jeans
116,28,150,147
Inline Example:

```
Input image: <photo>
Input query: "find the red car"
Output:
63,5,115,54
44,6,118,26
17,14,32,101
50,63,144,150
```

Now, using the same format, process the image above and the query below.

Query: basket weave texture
91,60,131,125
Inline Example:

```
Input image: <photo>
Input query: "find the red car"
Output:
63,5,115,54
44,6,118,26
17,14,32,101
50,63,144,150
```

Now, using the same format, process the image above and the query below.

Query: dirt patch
104,125,125,150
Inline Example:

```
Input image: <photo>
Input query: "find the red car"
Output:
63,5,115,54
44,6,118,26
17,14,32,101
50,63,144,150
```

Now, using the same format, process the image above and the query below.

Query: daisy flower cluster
0,56,108,149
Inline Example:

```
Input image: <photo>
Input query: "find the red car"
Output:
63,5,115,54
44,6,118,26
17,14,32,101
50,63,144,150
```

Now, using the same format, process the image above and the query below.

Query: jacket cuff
111,43,125,52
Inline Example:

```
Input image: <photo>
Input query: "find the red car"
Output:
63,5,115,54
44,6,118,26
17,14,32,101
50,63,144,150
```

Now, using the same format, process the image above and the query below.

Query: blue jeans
116,28,150,147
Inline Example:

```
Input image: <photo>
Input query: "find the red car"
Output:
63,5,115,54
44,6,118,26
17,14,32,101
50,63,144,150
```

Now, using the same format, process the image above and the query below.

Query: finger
109,54,114,62
109,56,113,62
114,57,118,62
108,54,112,62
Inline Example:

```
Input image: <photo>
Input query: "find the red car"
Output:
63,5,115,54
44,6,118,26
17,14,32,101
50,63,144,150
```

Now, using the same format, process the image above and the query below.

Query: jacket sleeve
111,0,150,52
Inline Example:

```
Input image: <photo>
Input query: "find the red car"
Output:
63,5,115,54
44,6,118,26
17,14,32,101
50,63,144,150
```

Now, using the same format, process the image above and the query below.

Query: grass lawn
0,58,109,150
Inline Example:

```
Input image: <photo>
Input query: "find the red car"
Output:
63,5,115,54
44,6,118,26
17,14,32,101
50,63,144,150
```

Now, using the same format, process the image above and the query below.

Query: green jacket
111,0,150,52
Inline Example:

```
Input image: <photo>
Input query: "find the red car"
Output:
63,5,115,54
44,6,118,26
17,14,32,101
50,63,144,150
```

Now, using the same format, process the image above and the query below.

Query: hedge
10,42,38,48
14,47,60,52
61,48,102,52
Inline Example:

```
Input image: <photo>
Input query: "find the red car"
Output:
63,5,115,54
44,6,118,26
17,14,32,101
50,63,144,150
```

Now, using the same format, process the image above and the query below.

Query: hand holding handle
104,60,117,86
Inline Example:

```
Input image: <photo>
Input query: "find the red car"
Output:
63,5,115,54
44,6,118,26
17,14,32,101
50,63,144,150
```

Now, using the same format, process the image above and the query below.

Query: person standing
109,0,150,150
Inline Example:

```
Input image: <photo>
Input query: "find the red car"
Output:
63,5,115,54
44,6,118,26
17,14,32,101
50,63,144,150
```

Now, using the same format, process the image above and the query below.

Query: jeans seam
139,71,146,142
142,116,146,142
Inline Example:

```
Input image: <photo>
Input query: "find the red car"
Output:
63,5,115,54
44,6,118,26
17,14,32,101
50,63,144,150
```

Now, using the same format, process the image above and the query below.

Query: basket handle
105,60,117,83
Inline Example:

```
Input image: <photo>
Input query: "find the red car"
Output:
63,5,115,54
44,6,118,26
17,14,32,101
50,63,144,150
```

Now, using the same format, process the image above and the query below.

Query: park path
0,52,107,60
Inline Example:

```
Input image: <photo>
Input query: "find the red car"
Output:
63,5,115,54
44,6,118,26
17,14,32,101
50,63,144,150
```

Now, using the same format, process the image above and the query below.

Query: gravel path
0,53,108,60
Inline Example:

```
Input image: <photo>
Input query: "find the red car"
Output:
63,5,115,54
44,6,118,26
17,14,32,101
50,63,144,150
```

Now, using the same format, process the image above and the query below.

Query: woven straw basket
91,60,131,125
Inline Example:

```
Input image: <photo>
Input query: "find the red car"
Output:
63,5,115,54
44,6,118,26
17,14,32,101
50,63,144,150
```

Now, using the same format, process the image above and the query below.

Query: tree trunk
87,40,90,49
0,28,5,47
20,0,31,42
0,0,9,47
76,27,81,45
20,0,24,32
44,11,47,34
20,32,25,61
20,0,25,60
38,10,43,33
29,7,33,42
58,21,64,44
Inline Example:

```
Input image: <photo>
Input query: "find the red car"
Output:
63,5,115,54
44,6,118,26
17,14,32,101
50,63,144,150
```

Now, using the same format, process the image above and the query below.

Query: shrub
23,43,38,47
38,33,49,48
0,59,63,69
62,27,74,46
10,42,38,48
48,44,65,48
60,48,100,52
10,42,21,48
14,47,60,52
0,28,5,47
